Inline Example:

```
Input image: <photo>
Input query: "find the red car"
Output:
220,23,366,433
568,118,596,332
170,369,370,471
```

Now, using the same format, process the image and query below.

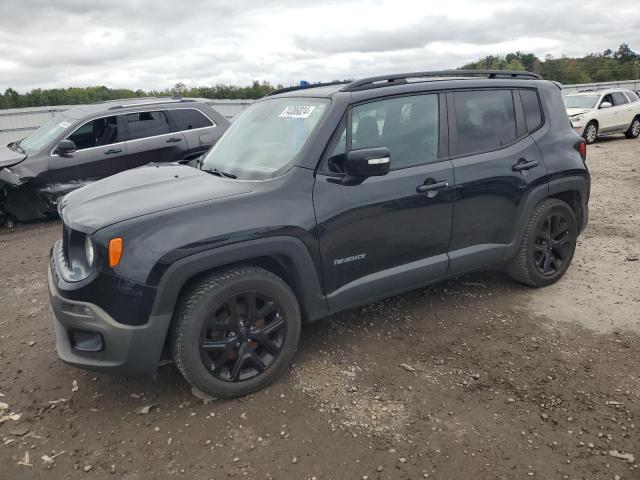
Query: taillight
574,141,587,162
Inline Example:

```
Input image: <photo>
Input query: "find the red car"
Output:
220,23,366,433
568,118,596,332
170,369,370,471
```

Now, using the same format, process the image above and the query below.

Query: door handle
104,148,122,154
166,137,182,143
416,179,449,198
512,158,539,171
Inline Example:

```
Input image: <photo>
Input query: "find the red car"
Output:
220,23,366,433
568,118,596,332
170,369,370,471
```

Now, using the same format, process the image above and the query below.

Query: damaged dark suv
49,71,590,399
1,97,229,222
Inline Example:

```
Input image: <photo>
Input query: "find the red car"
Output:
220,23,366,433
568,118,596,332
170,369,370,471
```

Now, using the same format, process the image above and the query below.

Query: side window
626,91,639,102
126,111,171,140
520,89,543,132
611,92,628,106
169,109,214,131
353,94,439,170
601,94,614,106
453,90,516,155
67,116,119,150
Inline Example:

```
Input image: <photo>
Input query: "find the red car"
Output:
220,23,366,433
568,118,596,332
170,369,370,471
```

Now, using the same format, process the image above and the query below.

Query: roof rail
107,97,196,110
94,96,161,104
341,70,541,92
265,81,351,97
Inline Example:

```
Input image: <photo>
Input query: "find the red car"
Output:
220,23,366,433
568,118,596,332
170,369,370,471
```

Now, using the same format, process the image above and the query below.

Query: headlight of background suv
84,235,94,266
571,115,583,124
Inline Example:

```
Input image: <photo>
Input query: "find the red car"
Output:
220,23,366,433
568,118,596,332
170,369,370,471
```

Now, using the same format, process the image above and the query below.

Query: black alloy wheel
532,212,572,277
507,198,578,287
199,291,287,382
171,266,301,399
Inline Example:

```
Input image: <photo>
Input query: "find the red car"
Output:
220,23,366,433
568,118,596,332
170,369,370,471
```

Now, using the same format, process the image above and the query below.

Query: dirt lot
1,136,639,480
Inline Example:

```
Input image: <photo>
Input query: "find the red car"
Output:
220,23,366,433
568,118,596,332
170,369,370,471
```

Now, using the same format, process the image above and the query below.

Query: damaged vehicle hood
0,144,27,170
60,163,254,233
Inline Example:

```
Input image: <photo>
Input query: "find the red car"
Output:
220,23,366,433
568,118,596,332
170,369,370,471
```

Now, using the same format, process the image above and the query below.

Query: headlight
84,235,94,266
571,115,583,124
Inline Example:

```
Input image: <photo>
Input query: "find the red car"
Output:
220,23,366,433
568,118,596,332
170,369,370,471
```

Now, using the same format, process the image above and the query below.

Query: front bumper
48,263,172,376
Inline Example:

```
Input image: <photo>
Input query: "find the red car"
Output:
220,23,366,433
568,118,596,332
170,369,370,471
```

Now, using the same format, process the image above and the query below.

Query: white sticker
58,121,71,129
278,105,317,119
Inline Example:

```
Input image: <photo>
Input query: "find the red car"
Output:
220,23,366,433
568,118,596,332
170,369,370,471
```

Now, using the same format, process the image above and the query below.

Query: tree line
460,43,639,84
1,44,638,110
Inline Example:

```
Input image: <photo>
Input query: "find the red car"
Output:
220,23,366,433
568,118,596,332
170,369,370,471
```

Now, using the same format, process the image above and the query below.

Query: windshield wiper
201,168,237,179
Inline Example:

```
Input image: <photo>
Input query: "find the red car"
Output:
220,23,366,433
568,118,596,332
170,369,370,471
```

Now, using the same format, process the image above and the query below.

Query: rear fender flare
508,175,589,258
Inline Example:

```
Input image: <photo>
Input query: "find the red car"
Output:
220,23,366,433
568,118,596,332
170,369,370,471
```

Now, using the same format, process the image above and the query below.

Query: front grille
62,223,72,267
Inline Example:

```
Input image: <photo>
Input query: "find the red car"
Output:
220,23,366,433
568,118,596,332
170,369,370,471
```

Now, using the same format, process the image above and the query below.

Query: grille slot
62,223,72,266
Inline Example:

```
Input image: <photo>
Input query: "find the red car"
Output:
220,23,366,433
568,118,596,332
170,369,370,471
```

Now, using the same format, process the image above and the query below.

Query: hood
0,143,27,169
60,163,254,233
566,108,591,117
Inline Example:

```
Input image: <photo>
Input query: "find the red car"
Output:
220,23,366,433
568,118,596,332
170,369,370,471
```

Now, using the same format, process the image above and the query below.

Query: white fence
0,99,253,145
2,79,640,145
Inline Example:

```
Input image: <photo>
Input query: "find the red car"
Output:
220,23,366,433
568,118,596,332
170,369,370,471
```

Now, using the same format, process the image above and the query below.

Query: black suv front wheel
170,266,301,398
507,198,578,287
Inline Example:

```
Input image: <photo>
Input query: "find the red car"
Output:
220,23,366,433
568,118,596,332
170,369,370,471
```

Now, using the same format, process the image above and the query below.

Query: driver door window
67,116,119,150
324,94,439,173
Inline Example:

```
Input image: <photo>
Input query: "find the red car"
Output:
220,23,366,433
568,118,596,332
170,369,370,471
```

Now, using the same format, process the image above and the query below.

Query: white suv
563,89,640,144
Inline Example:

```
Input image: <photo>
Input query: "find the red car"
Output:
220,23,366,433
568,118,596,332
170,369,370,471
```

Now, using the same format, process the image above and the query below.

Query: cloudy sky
0,0,639,92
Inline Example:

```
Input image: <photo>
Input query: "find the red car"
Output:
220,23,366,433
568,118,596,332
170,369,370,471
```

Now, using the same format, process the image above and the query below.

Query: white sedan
564,89,640,144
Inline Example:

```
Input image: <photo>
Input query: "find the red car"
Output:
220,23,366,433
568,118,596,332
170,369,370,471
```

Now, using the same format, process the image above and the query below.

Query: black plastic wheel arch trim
150,236,328,322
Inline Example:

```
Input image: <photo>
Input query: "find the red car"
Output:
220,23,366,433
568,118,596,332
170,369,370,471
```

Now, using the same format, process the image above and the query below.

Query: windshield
18,115,75,155
563,95,599,109
200,97,330,179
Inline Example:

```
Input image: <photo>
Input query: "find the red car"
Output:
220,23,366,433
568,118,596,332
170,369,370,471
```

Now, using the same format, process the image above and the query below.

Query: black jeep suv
1,97,229,222
49,71,589,398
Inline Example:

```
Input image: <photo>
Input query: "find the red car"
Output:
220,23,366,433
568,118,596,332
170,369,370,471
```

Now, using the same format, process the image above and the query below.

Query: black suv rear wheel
170,266,301,398
507,198,577,287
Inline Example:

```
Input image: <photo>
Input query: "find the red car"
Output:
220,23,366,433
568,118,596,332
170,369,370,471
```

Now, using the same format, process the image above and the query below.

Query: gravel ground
0,135,638,480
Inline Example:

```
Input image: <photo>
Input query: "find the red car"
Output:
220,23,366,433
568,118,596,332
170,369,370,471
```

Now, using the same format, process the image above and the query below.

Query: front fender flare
150,236,328,322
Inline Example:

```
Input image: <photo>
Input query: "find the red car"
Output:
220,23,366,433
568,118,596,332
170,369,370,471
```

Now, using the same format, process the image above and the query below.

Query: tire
625,117,640,139
507,198,578,288
583,121,598,144
170,265,301,399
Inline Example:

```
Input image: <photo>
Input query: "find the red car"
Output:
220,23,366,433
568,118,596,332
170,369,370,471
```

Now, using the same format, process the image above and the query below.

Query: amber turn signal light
108,237,123,267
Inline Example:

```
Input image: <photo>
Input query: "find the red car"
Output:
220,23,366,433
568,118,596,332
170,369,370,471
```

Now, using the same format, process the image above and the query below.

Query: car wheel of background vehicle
170,266,301,399
507,198,577,288
583,121,598,144
625,117,640,139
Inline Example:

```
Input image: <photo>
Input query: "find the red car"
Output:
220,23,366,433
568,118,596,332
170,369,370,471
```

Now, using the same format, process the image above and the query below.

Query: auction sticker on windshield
279,105,317,119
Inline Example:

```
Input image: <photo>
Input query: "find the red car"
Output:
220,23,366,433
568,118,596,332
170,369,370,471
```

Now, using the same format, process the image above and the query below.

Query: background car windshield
563,95,599,109
200,98,329,179
18,116,75,154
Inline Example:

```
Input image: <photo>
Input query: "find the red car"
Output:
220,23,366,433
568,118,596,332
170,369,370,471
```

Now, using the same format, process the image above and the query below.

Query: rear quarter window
520,89,543,132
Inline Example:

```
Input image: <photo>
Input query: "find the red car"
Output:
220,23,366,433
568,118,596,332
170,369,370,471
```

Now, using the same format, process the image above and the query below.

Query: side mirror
345,147,391,177
55,139,77,156
599,101,612,109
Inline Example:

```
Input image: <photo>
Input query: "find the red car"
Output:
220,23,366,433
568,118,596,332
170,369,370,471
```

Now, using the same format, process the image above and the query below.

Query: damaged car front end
0,133,87,223
1,98,230,225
